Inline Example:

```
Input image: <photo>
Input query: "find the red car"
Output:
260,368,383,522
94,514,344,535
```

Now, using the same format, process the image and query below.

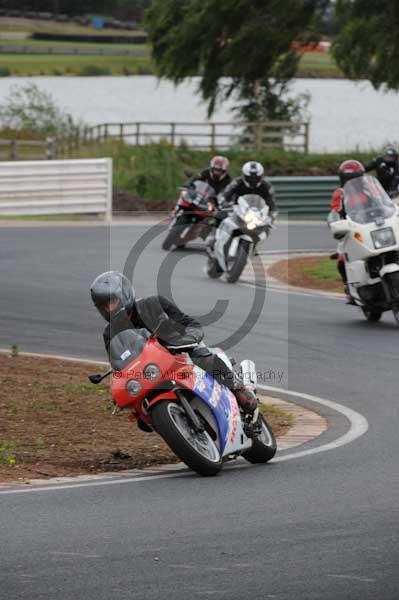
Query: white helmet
242,161,264,188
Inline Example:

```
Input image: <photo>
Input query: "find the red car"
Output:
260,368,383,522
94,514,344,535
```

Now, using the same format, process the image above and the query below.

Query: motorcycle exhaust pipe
239,359,257,391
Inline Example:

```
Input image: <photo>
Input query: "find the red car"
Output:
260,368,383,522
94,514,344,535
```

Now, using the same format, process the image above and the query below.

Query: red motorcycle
89,318,276,476
162,180,217,250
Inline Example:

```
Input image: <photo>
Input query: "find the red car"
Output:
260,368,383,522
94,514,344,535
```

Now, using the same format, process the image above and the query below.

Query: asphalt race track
1,222,398,600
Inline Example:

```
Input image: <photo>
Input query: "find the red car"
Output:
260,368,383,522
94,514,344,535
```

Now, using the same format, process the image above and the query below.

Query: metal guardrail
271,176,338,218
0,158,113,220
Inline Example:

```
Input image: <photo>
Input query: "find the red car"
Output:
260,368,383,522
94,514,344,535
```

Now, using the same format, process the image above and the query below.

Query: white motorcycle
206,194,272,283
330,175,399,324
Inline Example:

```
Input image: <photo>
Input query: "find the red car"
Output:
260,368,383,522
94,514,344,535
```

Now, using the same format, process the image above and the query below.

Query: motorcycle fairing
191,365,250,456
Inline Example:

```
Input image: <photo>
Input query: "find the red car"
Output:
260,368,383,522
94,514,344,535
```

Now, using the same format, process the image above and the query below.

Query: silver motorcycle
206,194,272,283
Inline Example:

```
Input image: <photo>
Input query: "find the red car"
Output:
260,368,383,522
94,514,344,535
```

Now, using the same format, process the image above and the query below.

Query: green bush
0,66,10,77
136,64,154,75
0,83,84,137
76,141,378,204
79,64,112,76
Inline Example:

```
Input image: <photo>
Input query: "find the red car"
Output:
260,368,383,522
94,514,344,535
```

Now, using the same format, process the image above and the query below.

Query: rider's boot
205,231,216,256
234,385,259,424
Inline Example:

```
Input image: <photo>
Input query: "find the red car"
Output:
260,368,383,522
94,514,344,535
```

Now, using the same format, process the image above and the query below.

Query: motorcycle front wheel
242,414,277,464
162,225,185,250
392,305,399,327
151,400,222,476
226,240,250,283
206,256,223,279
361,307,382,322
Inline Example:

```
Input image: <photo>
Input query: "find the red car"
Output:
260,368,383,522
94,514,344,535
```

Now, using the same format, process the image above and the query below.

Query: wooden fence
0,138,56,161
0,120,310,160
81,120,310,153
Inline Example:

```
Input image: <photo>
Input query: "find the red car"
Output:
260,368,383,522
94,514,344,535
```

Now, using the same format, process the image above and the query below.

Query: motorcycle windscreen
190,181,216,208
108,328,150,371
192,180,216,199
238,194,267,211
344,175,396,224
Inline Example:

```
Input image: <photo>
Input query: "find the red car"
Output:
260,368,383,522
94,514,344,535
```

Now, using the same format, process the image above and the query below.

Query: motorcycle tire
361,307,382,322
162,225,184,251
226,240,250,283
242,414,277,464
151,400,222,476
206,256,223,279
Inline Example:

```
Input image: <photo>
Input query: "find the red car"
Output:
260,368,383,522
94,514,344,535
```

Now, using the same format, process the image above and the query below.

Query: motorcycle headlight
126,379,142,396
243,210,257,223
371,227,396,249
143,363,161,381
244,210,263,229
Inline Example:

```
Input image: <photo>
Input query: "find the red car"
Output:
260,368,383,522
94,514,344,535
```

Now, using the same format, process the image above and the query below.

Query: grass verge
0,53,153,75
0,353,293,482
268,255,343,293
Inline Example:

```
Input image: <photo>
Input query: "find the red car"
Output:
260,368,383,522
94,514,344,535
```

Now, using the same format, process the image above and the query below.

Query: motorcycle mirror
88,368,113,385
330,220,350,240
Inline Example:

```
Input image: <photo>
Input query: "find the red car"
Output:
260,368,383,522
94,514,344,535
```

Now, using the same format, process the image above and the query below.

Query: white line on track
258,385,369,463
0,384,368,495
239,281,345,300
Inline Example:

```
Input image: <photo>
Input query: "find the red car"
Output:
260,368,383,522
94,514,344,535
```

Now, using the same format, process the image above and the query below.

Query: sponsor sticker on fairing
229,395,239,444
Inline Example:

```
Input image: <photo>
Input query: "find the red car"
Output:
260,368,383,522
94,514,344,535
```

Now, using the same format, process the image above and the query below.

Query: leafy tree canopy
333,0,399,89
146,0,327,117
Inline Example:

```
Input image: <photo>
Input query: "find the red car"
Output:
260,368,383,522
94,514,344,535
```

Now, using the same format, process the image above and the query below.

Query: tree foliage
146,0,327,118
332,0,399,89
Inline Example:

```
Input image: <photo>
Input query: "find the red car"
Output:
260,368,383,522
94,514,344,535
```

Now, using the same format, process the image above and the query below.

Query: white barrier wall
0,158,112,220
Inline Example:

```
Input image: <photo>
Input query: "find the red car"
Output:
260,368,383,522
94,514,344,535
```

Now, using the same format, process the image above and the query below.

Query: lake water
0,76,399,153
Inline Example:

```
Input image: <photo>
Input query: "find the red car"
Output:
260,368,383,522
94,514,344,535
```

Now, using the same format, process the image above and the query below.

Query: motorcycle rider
206,161,277,253
221,161,277,216
187,155,231,195
365,146,399,196
328,159,366,301
90,271,259,422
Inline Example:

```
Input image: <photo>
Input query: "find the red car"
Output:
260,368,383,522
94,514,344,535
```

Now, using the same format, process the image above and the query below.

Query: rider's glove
271,210,278,224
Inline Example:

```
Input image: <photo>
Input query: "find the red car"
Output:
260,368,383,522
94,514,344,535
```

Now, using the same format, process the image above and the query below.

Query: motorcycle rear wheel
151,400,222,476
242,414,277,464
226,240,250,283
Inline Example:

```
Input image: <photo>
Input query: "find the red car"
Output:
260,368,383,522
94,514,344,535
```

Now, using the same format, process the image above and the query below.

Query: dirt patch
113,188,174,213
0,354,292,482
268,255,344,293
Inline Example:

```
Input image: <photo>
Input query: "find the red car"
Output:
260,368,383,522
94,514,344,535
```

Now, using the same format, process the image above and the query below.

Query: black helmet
383,146,398,162
90,271,136,322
